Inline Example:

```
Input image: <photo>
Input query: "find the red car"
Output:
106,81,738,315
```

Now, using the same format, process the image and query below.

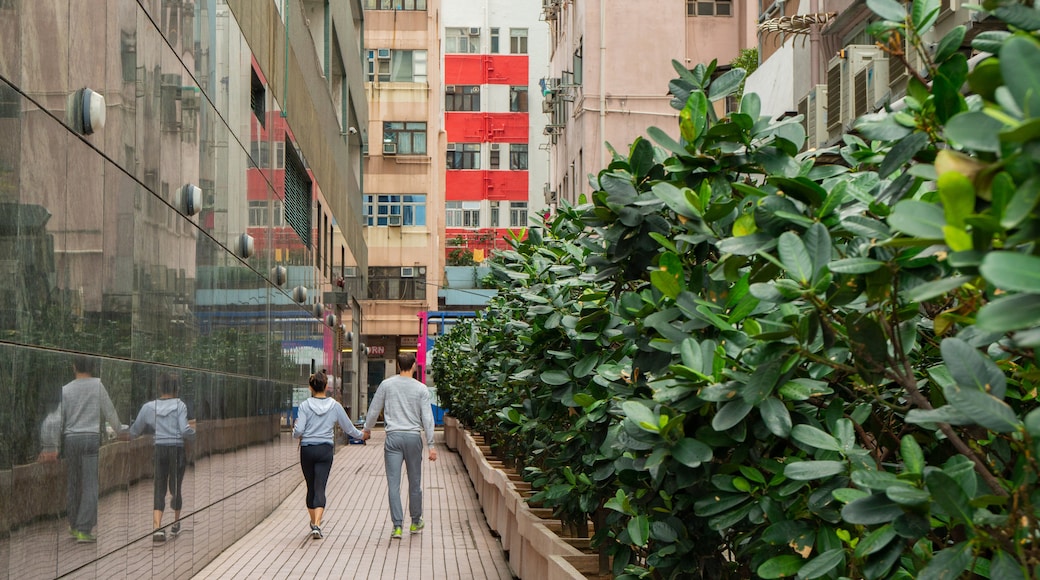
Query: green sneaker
410,519,425,534
73,530,96,543
390,526,403,539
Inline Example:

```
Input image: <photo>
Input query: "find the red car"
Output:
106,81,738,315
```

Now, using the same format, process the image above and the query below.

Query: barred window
364,0,427,9
446,201,481,228
687,0,732,16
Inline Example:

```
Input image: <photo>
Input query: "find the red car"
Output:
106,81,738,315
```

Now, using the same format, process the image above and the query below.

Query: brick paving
191,430,514,580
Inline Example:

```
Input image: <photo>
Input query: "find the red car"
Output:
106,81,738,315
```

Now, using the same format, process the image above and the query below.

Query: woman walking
293,372,364,539
130,372,195,542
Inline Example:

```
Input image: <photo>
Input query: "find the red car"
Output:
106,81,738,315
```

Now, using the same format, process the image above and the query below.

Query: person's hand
362,430,371,441
116,431,131,442
38,451,58,463
428,448,438,462
188,420,197,429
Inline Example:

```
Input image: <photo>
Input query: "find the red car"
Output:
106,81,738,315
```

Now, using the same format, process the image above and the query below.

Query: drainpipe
810,0,821,86
282,0,290,117
324,0,330,79
599,0,606,175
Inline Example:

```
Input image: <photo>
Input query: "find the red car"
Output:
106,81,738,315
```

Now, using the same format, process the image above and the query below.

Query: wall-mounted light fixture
312,302,324,318
68,88,106,135
325,313,337,327
236,233,255,259
176,183,202,216
292,286,308,303
340,326,353,342
271,265,287,287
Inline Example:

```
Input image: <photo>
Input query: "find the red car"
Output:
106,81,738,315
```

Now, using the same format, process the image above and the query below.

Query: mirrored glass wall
0,1,351,577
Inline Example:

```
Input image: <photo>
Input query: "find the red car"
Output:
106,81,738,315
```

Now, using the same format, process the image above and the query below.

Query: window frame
687,0,732,16
447,143,481,170
446,27,480,54
383,121,428,155
509,144,528,170
445,85,481,112
509,201,528,228
509,28,528,54
364,194,427,226
509,86,528,112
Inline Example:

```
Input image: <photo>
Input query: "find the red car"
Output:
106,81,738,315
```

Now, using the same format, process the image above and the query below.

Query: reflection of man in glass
130,372,195,542
39,356,123,543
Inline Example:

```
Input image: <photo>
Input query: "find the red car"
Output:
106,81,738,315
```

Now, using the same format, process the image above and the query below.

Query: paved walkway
192,430,514,579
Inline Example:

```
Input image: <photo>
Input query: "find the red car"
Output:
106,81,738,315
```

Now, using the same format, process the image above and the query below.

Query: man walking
362,352,437,539
39,356,124,543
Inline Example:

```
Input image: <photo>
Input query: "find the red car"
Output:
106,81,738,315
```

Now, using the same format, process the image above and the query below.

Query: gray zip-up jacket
40,377,122,452
130,398,195,446
293,397,363,446
363,375,435,447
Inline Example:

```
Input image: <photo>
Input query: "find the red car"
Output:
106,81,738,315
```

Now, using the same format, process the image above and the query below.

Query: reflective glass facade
0,1,365,577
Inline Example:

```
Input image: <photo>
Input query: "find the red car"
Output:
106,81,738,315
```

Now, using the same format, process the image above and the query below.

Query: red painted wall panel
445,113,529,143
445,55,528,85
446,171,486,201
487,171,528,200
446,170,529,202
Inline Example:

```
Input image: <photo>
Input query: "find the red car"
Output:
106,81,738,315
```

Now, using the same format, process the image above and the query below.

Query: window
509,86,528,112
510,28,528,54
573,43,583,85
383,121,427,155
447,143,481,169
446,201,481,227
284,141,312,246
249,140,270,168
364,195,427,226
446,85,480,111
367,49,427,82
489,146,501,169
249,200,285,226
490,201,500,227
687,0,732,16
364,0,427,9
509,144,528,170
490,28,500,53
509,202,528,227
251,68,265,127
446,28,479,53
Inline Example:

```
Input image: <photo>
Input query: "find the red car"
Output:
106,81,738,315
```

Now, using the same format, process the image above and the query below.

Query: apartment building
542,0,757,205
440,1,550,262
747,0,991,149
362,0,445,396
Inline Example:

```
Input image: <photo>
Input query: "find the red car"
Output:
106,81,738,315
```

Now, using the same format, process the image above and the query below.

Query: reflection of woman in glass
130,372,195,542
293,372,364,540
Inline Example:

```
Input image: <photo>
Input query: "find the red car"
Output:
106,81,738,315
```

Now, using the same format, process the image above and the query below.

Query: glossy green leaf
713,399,753,431
942,337,1007,398
540,369,570,386
867,0,907,22
854,525,897,558
841,494,903,525
785,460,846,480
680,90,709,143
1026,408,1040,438
880,132,929,179
889,200,945,239
994,4,1040,32
935,25,966,63
797,548,844,580
980,251,1040,293
926,471,973,524
903,275,973,302
759,396,793,438
944,111,1006,152
911,0,940,36
672,437,713,468
779,232,813,285
944,385,1021,433
976,293,1040,332
1001,177,1040,229
708,68,747,101
900,435,925,475
628,515,650,547
828,258,884,274
918,543,972,580
885,485,931,505
652,182,701,219
758,555,804,579
647,125,688,156
622,401,659,433
1001,35,1040,118
989,551,1026,580
791,424,843,452
937,171,975,228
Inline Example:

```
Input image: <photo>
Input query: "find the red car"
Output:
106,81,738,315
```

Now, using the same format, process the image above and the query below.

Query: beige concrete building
361,0,446,400
542,0,757,205
747,0,990,149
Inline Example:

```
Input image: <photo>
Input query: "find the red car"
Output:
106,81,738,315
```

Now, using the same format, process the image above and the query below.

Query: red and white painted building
441,2,549,259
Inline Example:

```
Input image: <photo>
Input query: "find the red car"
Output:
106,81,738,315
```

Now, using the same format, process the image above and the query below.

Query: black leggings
300,444,335,509
154,445,187,511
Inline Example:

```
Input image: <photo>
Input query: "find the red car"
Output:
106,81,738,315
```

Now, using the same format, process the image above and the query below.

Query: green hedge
434,2,1040,578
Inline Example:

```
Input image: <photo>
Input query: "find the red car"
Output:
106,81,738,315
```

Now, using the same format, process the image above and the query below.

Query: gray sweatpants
64,434,100,534
384,431,423,528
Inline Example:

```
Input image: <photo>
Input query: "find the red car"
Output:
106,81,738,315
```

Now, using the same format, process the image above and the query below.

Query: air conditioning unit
383,142,397,155
542,92,555,114
446,143,457,151
400,266,415,277
827,45,884,139
801,85,828,150
344,266,358,278
490,143,500,151
445,84,456,93
388,214,403,226
469,27,480,36
377,48,391,59
854,59,889,117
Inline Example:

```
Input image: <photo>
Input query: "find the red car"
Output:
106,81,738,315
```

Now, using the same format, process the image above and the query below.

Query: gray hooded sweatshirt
40,377,122,453
293,397,363,446
130,398,195,446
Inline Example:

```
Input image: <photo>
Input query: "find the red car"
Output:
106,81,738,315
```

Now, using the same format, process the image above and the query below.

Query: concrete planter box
444,415,459,451
456,428,596,580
